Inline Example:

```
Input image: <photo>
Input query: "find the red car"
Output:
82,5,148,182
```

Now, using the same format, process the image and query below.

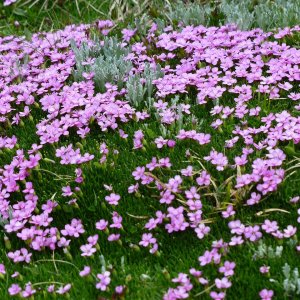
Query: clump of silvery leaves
269,264,300,297
72,36,163,108
252,240,283,260
220,0,300,31
282,263,300,296
163,0,213,26
126,63,163,108
72,37,132,93
219,0,255,31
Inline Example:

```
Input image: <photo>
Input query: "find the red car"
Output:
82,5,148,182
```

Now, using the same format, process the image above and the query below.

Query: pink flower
195,224,210,239
181,166,193,177
96,219,108,231
204,150,228,171
121,28,136,42
260,265,270,274
290,196,300,204
259,289,273,300
57,284,72,294
221,205,235,218
8,284,21,296
196,171,211,186
48,285,55,293
246,192,261,206
7,248,32,263
115,285,125,294
199,251,213,266
11,272,20,278
128,183,139,193
62,186,73,197
87,234,99,246
139,233,156,247
110,211,122,229
262,220,278,234
105,193,121,206
119,129,128,139
79,266,91,277
4,0,18,6
215,277,232,289
189,268,202,278
244,225,262,242
57,237,70,248
219,261,236,277
283,225,297,238
80,244,96,257
210,291,226,300
96,271,111,291
0,263,6,275
132,166,146,180
108,233,120,241
61,219,85,237
22,283,36,298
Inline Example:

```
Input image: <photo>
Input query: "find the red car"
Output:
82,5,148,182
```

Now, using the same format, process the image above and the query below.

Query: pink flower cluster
56,145,94,165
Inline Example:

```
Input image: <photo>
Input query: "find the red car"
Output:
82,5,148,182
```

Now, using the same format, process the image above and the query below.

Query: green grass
1,1,300,299
0,0,167,36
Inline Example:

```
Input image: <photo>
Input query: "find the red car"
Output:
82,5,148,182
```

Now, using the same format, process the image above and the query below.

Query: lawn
0,1,300,299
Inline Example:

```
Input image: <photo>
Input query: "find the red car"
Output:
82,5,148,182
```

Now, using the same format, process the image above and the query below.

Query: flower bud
64,248,73,261
4,236,11,250
101,202,107,210
43,158,55,164
162,268,170,280
75,142,84,151
129,244,140,252
125,274,132,283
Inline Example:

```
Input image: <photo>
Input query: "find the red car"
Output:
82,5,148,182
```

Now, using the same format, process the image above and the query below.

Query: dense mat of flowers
0,19,300,298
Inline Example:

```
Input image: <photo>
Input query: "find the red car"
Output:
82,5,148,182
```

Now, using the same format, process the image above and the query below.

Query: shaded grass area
0,0,166,36
0,1,110,36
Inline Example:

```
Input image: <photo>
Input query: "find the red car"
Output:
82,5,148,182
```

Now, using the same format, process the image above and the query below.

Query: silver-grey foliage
281,263,300,296
72,38,163,107
220,0,300,31
220,0,254,31
164,0,212,26
252,240,283,260
72,37,132,92
255,0,300,31
253,241,300,296
126,63,163,107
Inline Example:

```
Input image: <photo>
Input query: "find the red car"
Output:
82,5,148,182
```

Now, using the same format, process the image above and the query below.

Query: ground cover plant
0,0,300,299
